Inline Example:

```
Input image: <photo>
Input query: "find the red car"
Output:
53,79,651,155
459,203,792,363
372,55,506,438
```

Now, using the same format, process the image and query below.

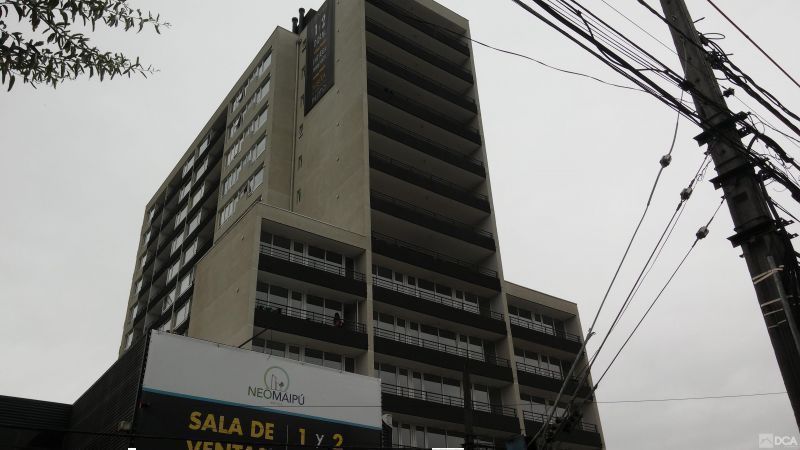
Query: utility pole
660,0,800,428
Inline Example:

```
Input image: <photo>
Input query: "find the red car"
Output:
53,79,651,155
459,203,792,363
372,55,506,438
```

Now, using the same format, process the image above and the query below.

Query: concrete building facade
119,1,605,448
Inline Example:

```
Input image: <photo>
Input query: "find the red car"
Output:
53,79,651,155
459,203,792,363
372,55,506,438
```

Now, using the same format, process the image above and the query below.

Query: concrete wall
291,0,371,237
188,203,260,346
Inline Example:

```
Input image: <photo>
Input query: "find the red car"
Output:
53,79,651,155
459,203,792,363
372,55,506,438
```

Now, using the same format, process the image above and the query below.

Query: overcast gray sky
2,1,800,449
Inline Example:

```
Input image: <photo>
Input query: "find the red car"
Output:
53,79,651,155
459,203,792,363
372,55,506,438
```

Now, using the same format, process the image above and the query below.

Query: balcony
258,244,367,297
366,18,473,83
368,81,481,145
371,191,494,251
372,233,500,290
372,276,505,335
366,0,470,56
369,117,484,177
370,152,490,212
254,300,368,350
523,411,602,448
367,50,476,113
381,384,519,432
373,327,512,382
509,316,583,354
515,362,591,398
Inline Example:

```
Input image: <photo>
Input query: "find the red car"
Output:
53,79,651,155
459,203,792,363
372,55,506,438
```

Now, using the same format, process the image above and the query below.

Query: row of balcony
366,0,470,56
381,383,600,447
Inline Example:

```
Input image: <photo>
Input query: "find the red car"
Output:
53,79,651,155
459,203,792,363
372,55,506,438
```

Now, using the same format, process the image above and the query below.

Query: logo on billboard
264,366,290,392
248,366,305,405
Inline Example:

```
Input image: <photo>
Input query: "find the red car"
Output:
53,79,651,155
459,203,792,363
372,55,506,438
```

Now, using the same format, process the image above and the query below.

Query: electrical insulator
659,154,672,168
696,226,709,240
680,187,693,201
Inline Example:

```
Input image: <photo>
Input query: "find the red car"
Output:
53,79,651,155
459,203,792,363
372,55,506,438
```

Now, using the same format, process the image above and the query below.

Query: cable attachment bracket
660,154,673,168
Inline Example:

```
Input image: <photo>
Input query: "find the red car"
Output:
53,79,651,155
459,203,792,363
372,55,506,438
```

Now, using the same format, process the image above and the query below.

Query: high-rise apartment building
120,0,604,448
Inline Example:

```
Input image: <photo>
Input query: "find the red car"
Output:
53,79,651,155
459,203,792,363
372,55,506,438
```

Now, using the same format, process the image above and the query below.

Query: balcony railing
370,151,489,211
381,384,515,418
373,327,509,367
515,361,569,382
522,411,599,433
366,18,473,83
372,275,503,321
370,190,494,240
366,0,470,55
258,243,366,282
367,50,476,113
509,315,582,343
373,232,498,278
368,81,481,144
369,116,484,176
255,299,366,334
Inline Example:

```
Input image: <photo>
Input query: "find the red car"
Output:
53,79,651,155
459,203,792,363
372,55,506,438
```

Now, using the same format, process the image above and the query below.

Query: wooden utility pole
660,0,800,428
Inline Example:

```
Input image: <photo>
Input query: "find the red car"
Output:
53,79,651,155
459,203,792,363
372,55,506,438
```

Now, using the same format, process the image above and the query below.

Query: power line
597,391,788,404
704,0,800,91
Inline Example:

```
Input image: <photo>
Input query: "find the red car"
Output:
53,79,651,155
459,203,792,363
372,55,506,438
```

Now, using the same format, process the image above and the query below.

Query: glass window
195,158,208,179
175,300,190,325
324,299,342,318
379,364,397,385
344,357,355,373
226,137,243,166
248,167,264,191
420,324,438,342
423,374,442,395
182,156,195,176
439,329,457,348
192,185,205,207
473,384,489,404
308,245,325,259
442,377,461,398
447,431,465,449
306,295,324,317
324,352,342,370
399,425,411,447
184,239,198,262
325,250,342,265
125,332,133,349
171,231,185,254
288,345,300,360
167,260,180,281
178,182,192,201
158,318,172,332
272,235,290,249
179,270,193,295
266,340,285,357
377,313,395,332
134,278,143,294
304,348,323,366
163,288,176,312
427,428,446,449
188,212,202,234
175,205,188,227
415,427,425,448
269,285,289,307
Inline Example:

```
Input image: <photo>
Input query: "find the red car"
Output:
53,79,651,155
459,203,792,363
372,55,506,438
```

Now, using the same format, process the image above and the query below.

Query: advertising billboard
304,0,335,115
134,332,381,449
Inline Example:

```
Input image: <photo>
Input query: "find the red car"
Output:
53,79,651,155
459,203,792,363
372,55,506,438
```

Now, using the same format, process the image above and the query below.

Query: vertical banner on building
304,0,335,115
134,332,381,450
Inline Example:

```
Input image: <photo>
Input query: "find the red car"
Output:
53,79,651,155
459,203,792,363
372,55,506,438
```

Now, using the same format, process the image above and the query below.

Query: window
139,253,148,268
188,212,202,234
184,239,198,262
179,270,194,295
230,115,243,138
248,167,264,192
130,303,140,320
255,79,270,103
231,88,245,111
163,287,177,312
192,185,205,207
195,158,208,179
304,348,323,366
134,278,143,294
220,197,238,225
175,300,190,326
158,318,172,333
178,182,192,201
167,260,180,281
143,230,151,245
223,164,242,195
171,231,185,254
175,205,188,227
182,156,195,176
198,134,212,155
226,137,243,166
125,332,133,349
256,52,272,77
324,352,343,370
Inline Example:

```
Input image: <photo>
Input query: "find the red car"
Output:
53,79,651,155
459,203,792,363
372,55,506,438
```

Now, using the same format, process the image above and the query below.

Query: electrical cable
705,0,800,91
596,390,787,404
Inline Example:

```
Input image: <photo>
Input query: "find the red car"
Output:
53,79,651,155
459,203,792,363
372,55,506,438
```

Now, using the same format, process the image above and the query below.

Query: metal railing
258,243,366,282
255,300,366,334
515,361,567,381
508,315,582,343
370,151,488,203
365,18,473,82
372,275,503,321
371,190,492,238
381,384,515,417
368,116,484,175
366,0,470,55
367,80,481,142
522,411,598,433
366,51,476,112
372,232,498,279
373,327,509,367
